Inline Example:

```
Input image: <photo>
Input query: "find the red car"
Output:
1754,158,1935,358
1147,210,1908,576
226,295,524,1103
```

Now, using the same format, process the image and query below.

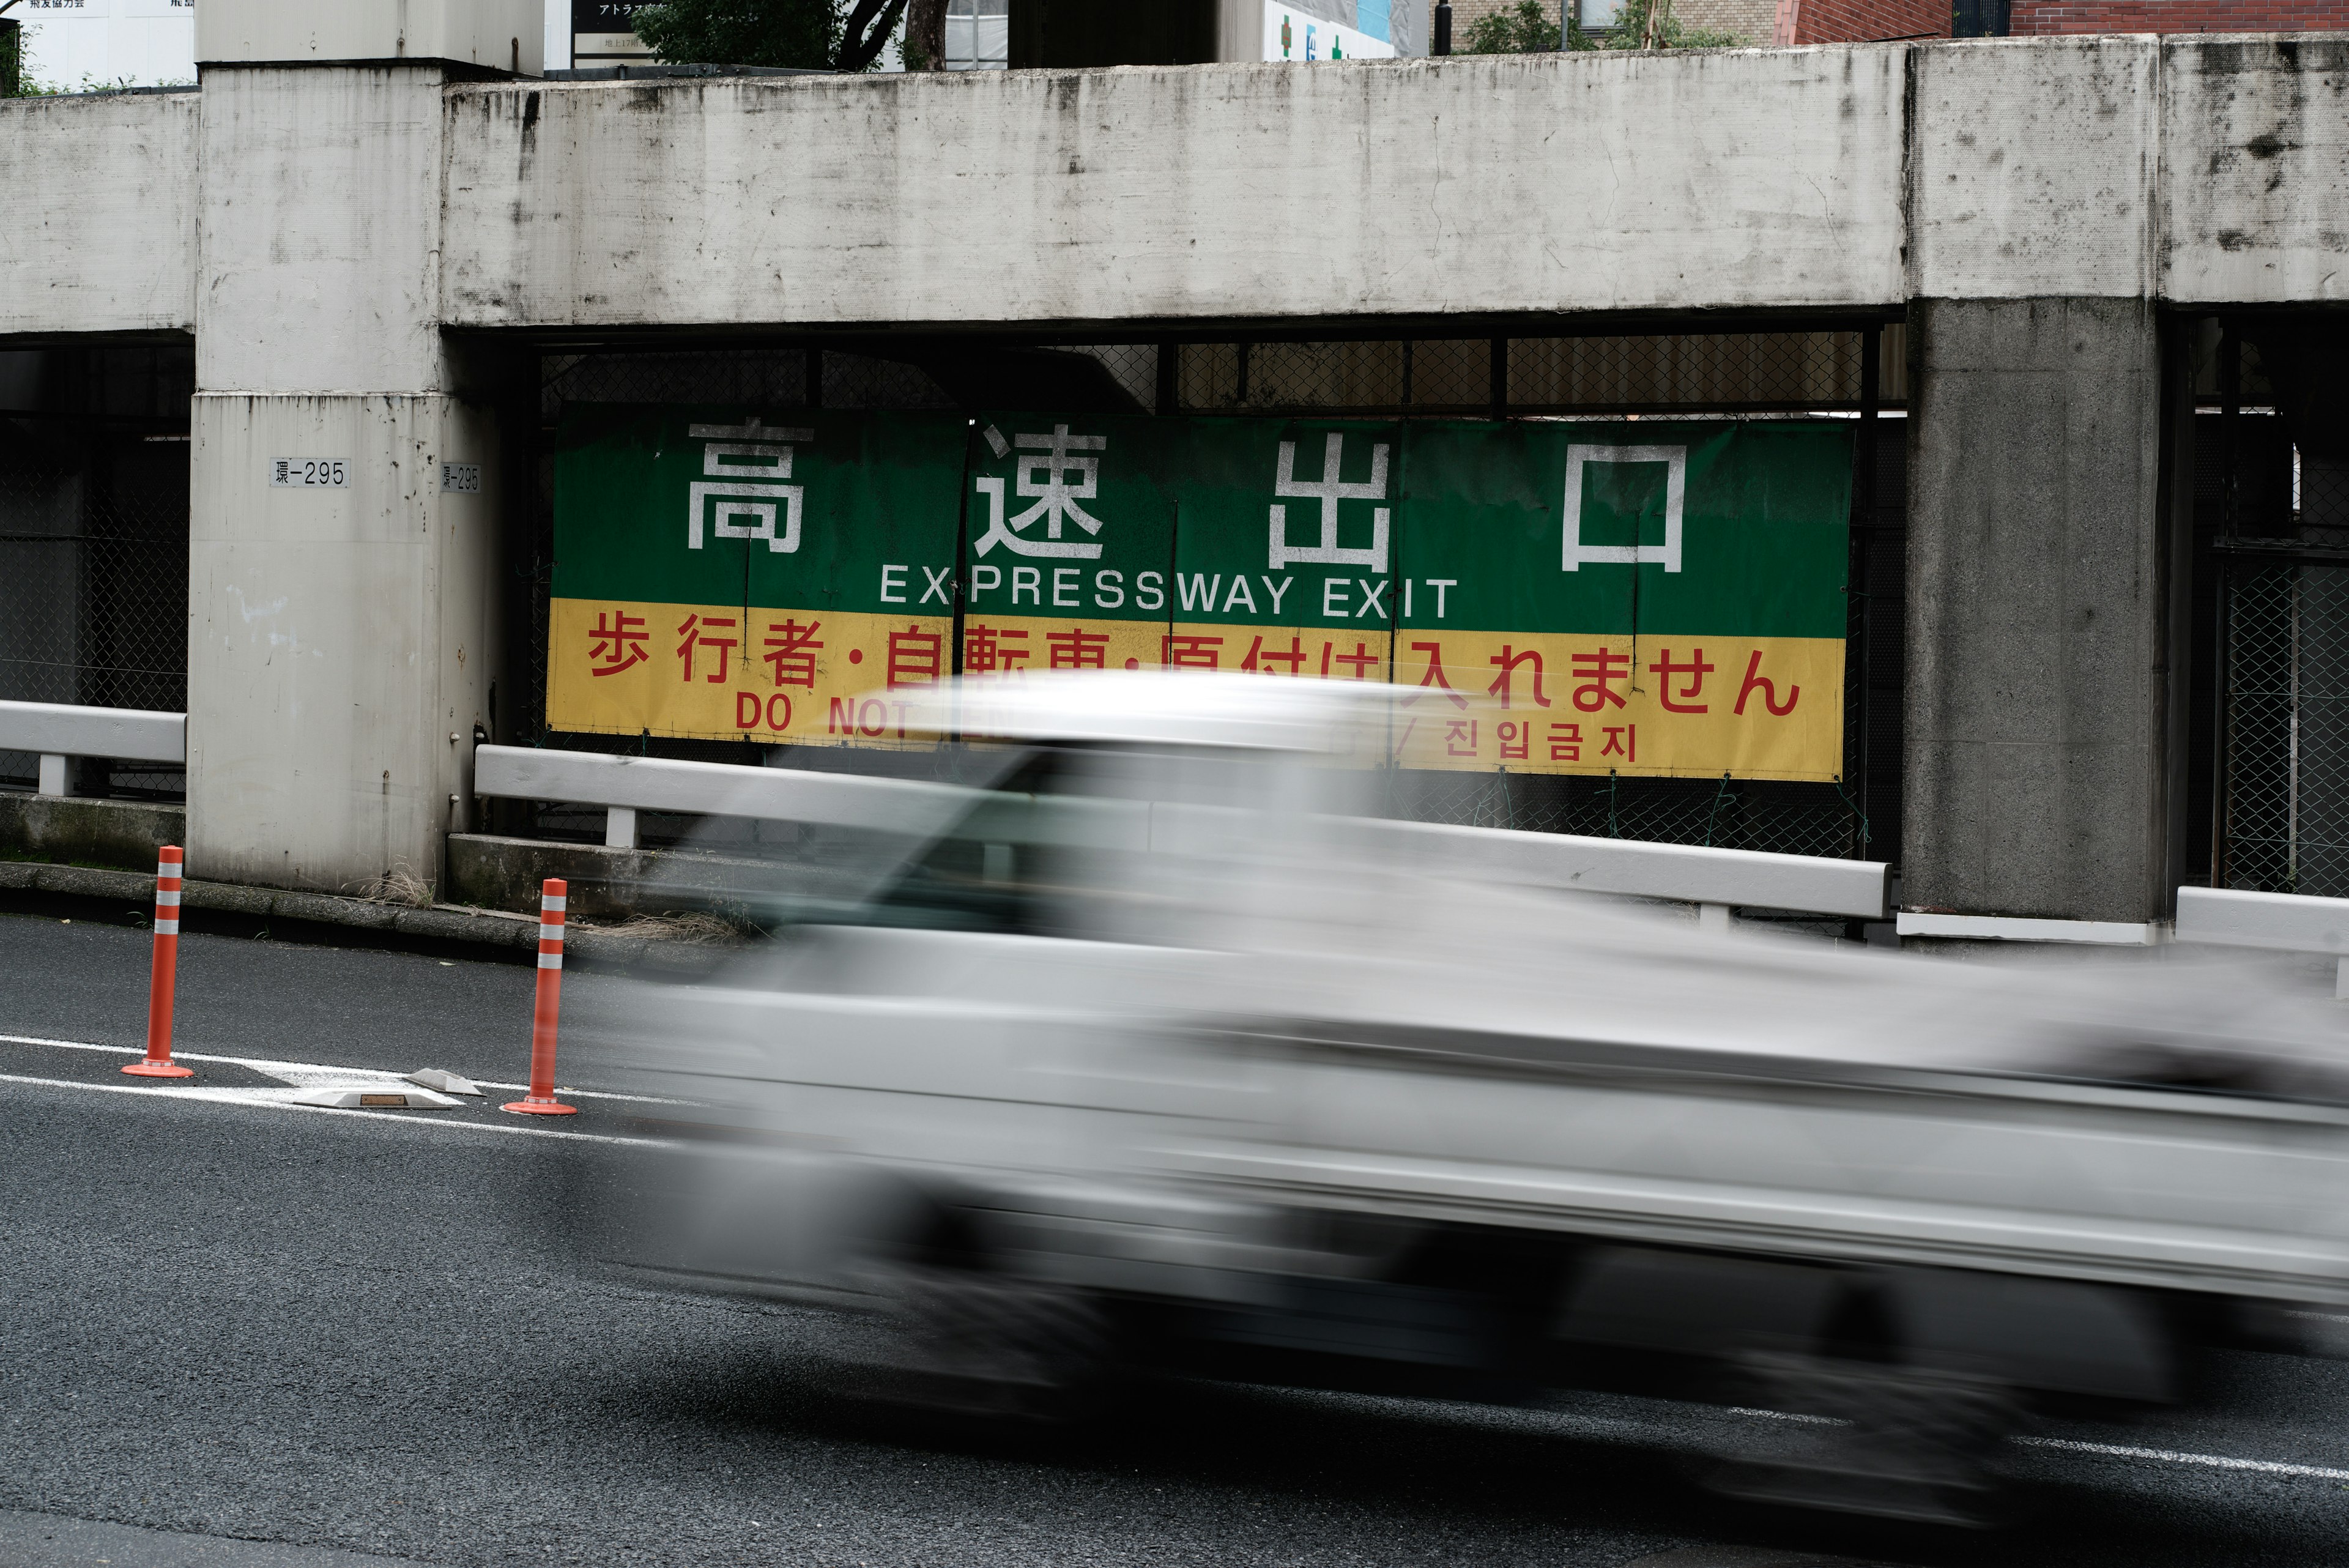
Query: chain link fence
0,346,193,798
522,327,1906,868
2211,320,2349,895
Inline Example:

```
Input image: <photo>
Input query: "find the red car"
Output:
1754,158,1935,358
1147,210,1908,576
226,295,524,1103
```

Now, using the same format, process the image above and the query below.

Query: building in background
9,0,193,90
1770,0,1941,42
544,0,1424,73
1443,1,1791,46
1776,0,2349,43
568,1,657,67
944,0,1010,68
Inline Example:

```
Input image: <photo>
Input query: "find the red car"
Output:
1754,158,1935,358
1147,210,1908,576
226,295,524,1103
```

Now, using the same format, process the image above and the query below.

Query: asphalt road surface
5,909,2349,1568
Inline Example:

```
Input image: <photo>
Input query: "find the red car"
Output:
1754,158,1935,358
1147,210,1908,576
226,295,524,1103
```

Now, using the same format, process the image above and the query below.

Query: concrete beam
1909,38,2159,302
440,47,1912,331
2164,35,2349,307
0,93,199,340
9,39,2349,349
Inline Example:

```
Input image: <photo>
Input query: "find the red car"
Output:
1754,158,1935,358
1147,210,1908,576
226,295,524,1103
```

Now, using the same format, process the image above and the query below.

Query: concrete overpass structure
4,0,2343,927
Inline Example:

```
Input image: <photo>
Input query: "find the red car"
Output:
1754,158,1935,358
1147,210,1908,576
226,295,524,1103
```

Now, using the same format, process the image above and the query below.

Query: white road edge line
0,1071,661,1147
2013,1435,2349,1482
0,1032,680,1104
1728,1405,2349,1482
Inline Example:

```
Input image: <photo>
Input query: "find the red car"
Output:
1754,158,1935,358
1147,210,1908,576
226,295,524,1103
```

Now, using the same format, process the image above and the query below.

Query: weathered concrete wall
5,39,2345,346
185,63,506,897
2164,36,2349,307
0,794,183,874
0,92,198,340
1903,298,2171,923
186,391,500,894
1909,39,2159,302
447,833,856,919
196,67,451,393
440,48,1912,330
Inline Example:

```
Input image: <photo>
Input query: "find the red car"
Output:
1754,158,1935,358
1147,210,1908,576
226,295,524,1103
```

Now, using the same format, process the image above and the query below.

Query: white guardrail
0,700,187,795
2176,886,2349,997
26,722,2349,950
475,745,1893,924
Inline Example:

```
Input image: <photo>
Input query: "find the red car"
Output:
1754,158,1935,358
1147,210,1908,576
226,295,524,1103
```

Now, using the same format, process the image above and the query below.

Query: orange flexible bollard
503,878,579,1116
123,845,193,1079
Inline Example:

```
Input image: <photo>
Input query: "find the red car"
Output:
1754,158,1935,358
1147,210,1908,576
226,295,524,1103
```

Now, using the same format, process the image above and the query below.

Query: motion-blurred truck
584,674,2349,1525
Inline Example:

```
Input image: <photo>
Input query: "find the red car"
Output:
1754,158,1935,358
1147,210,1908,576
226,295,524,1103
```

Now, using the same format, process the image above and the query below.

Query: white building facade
12,0,194,89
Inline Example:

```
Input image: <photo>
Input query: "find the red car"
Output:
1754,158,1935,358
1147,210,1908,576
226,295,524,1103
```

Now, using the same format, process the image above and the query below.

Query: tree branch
837,0,911,71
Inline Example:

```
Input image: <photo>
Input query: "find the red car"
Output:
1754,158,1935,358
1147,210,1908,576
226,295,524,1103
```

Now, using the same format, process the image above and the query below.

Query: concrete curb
0,860,660,965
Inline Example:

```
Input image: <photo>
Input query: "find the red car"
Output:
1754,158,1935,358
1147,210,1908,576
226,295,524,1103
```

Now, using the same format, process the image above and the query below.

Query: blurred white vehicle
579,673,2349,1525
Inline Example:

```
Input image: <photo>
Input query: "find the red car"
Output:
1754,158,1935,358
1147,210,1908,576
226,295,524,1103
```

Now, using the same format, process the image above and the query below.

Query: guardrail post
1698,902,1732,934
605,806,637,850
37,754,68,797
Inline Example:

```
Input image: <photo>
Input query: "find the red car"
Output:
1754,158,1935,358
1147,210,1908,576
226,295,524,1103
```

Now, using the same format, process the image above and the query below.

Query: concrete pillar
185,1,540,894
1903,298,2179,924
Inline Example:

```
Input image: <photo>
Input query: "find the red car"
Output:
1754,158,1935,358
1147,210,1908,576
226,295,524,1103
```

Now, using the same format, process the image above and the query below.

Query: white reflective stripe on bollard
152,920,179,935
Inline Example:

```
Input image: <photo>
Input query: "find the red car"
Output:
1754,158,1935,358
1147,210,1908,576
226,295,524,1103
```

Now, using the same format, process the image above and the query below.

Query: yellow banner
958,615,1166,676
1387,633,1842,781
552,601,1841,779
547,598,953,748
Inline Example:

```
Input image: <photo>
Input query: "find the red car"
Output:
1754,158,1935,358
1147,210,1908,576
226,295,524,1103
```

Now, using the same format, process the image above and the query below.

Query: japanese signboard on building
571,0,656,64
548,406,962,748
549,406,1851,780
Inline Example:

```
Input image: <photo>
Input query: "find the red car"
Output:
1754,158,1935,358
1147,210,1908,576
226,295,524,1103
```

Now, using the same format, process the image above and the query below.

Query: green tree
631,0,911,73
1605,0,1746,48
1460,1,1575,52
1458,0,1743,53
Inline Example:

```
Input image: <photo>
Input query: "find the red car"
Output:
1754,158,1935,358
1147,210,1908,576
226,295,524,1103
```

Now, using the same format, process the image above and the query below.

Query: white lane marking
0,1071,661,1146
2015,1435,2349,1482
1723,1405,2349,1485
0,1032,680,1104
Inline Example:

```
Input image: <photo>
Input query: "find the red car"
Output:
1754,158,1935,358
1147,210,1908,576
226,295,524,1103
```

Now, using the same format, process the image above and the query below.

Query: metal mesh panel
2219,562,2349,897
523,330,1903,869
0,346,192,797
1171,330,1903,416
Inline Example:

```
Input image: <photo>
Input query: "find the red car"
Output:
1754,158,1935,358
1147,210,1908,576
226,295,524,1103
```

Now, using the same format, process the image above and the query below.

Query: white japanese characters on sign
1561,445,1687,573
686,418,812,554
1268,432,1390,573
973,423,1108,561
270,458,347,488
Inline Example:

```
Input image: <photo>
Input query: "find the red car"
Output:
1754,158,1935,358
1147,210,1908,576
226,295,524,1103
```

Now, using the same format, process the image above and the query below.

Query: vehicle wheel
858,1262,1121,1427
1700,1350,2025,1527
